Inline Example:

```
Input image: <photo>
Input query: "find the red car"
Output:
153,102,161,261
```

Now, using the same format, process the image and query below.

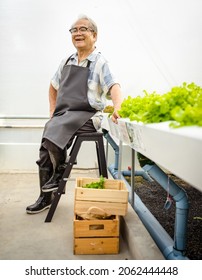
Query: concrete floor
0,169,164,260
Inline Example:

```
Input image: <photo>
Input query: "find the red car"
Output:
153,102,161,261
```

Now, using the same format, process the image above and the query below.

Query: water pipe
102,129,119,170
122,170,153,182
108,164,189,260
143,164,190,256
102,129,152,181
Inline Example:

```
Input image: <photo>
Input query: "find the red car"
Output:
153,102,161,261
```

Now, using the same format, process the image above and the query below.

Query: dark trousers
36,119,96,169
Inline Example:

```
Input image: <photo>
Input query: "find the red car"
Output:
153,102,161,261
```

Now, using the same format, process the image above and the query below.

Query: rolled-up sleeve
100,62,119,95
50,58,66,90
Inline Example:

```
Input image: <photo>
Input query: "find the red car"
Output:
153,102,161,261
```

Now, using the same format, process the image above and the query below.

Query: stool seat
45,132,108,222
75,132,104,137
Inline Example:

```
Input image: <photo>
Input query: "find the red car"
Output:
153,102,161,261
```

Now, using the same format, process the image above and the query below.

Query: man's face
70,19,97,51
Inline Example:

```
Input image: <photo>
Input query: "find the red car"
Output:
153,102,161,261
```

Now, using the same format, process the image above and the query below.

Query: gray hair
71,14,98,33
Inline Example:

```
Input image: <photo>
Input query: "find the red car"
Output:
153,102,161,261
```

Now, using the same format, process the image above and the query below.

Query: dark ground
125,175,202,260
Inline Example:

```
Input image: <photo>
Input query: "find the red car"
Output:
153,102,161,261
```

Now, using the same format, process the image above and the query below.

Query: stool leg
45,138,82,222
96,137,108,178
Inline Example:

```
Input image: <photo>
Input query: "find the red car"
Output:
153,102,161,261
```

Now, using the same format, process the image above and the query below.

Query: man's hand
109,84,123,124
111,110,120,124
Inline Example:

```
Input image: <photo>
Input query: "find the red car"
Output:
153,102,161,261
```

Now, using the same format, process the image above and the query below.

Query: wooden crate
74,177,128,216
74,215,119,255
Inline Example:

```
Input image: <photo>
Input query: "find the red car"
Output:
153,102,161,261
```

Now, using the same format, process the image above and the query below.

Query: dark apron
42,60,96,149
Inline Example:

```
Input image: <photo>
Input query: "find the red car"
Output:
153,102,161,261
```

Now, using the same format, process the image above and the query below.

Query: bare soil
126,175,202,260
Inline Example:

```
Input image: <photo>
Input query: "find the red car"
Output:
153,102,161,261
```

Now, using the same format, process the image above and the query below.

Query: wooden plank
74,201,128,216
74,215,119,238
74,237,119,255
76,177,126,190
75,187,128,203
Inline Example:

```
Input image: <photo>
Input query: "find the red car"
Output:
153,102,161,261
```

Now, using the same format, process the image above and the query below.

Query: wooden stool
45,132,108,222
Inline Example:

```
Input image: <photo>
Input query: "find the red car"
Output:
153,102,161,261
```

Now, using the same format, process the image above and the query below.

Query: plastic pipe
143,164,189,254
108,164,189,260
122,170,153,182
102,129,119,170
102,129,152,181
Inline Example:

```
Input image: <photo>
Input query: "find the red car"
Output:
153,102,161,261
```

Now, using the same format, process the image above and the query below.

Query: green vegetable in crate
82,175,105,189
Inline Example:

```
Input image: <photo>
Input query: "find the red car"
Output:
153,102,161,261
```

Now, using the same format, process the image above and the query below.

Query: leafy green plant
82,176,105,189
118,82,202,128
103,105,114,114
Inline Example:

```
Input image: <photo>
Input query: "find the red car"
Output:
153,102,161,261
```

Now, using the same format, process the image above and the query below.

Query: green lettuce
118,82,202,128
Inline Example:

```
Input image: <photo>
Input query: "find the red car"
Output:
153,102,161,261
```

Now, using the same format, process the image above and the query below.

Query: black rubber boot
42,164,66,193
26,168,53,214
42,151,66,193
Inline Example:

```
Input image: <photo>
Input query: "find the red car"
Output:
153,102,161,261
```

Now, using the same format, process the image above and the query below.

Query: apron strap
65,54,74,65
86,60,91,68
65,54,91,68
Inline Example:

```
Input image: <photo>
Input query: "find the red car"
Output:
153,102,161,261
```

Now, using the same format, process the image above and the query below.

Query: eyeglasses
69,26,94,35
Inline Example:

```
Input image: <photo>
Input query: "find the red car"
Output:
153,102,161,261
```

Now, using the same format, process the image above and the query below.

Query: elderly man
26,15,123,214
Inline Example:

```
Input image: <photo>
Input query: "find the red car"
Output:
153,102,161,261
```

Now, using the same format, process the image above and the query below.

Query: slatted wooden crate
74,215,119,255
74,177,128,216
